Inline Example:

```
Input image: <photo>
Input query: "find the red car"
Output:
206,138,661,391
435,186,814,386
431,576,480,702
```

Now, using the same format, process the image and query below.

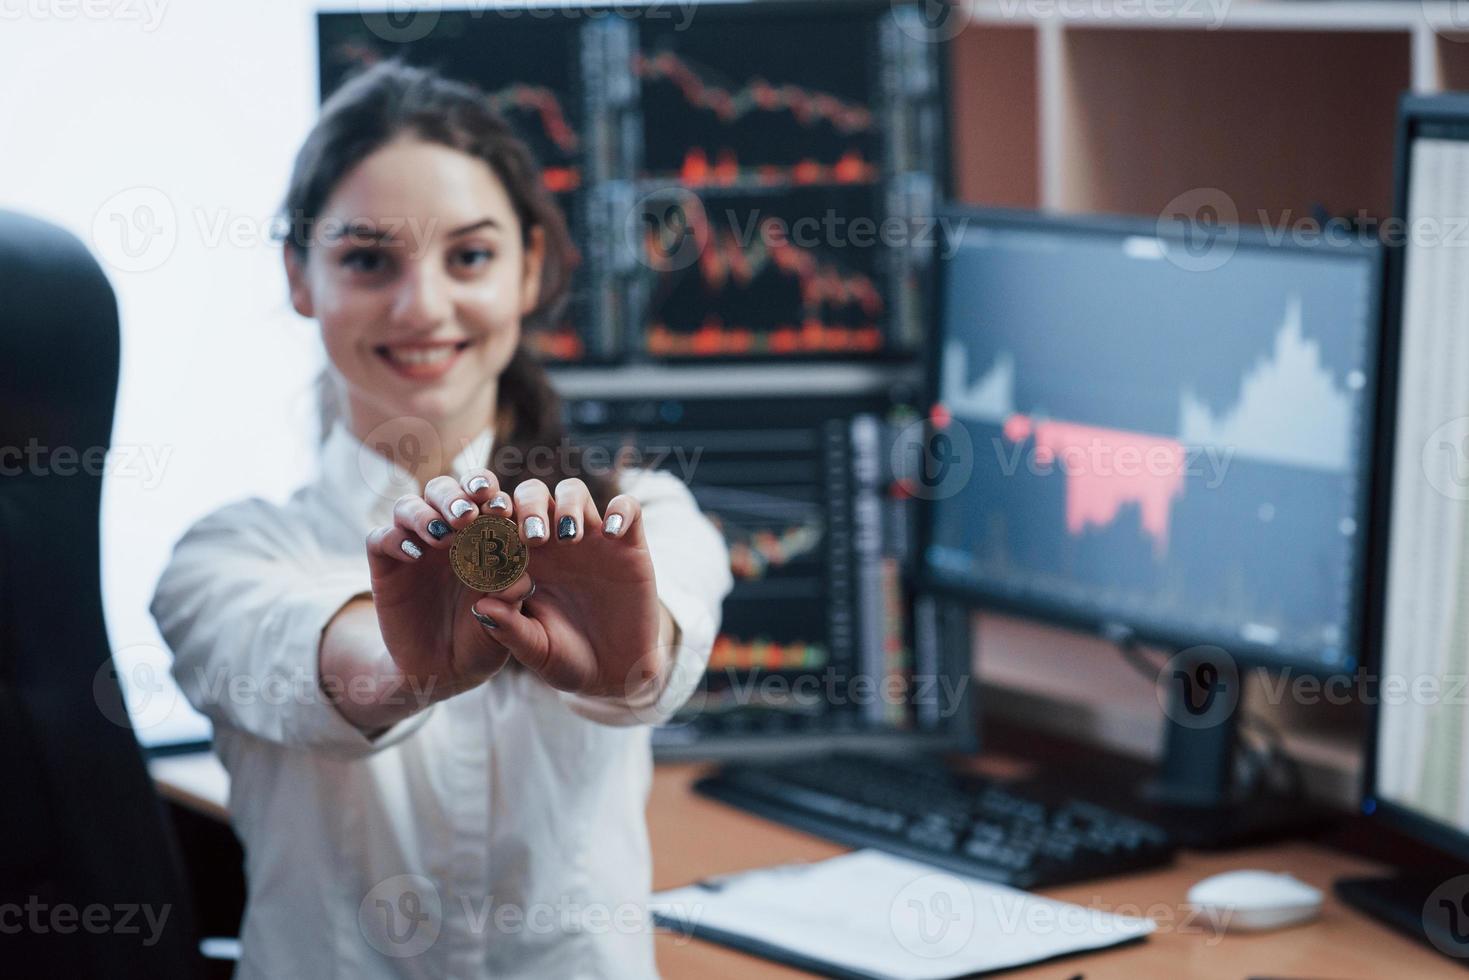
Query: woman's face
286,135,545,432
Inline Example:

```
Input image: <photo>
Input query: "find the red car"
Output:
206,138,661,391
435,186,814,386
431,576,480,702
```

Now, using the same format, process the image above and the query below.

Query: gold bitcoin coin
449,514,529,592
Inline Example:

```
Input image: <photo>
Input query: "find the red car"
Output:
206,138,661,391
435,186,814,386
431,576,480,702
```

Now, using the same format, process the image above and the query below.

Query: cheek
312,276,385,344
462,262,530,331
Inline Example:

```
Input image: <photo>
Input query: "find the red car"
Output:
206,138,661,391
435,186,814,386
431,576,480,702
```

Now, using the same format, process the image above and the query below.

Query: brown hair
280,58,617,507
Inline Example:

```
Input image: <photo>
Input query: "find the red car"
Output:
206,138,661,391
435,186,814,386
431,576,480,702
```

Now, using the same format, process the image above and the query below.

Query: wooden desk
153,754,1460,978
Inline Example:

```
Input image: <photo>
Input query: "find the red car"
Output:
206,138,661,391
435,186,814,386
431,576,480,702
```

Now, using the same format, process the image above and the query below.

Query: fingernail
467,476,490,493
525,516,547,540
426,519,451,540
450,499,475,519
489,493,510,512
604,513,624,536
400,540,423,560
471,608,498,631
557,516,578,540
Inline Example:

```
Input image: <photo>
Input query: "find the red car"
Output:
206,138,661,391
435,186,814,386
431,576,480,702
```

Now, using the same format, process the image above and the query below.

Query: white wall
0,0,374,744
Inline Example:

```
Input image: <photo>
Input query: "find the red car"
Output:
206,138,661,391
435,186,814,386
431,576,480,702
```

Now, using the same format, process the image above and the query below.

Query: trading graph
317,12,594,361
566,394,918,739
635,36,879,182
640,189,887,357
317,5,942,363
927,225,1376,665
634,7,930,360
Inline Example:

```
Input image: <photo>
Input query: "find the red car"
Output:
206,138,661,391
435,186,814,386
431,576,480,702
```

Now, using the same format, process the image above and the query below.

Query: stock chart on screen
925,217,1379,669
565,391,947,743
318,11,598,361
318,2,944,365
632,4,938,360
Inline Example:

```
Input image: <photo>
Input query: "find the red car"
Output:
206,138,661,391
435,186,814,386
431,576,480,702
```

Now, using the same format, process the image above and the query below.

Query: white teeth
387,346,457,367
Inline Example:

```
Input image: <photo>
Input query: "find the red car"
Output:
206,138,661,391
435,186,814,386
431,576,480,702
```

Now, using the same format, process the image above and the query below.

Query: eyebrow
338,217,503,245
447,218,502,237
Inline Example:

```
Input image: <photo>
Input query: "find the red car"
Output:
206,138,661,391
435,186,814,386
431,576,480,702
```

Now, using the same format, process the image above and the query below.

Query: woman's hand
363,469,535,704
468,476,672,702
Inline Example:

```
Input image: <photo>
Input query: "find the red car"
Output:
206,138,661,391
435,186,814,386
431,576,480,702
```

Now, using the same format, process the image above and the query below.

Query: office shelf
949,0,1465,218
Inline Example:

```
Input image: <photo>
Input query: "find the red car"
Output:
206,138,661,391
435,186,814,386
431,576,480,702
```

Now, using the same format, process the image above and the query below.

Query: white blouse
150,417,733,979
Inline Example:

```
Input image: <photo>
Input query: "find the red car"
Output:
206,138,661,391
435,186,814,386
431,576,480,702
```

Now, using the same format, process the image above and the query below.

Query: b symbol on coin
449,515,528,592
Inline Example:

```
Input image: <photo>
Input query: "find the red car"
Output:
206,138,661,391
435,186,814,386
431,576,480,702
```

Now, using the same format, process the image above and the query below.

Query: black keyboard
695,753,1175,889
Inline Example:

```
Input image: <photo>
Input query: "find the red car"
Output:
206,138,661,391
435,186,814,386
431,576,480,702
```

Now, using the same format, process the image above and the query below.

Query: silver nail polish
450,499,476,519
400,539,423,560
471,609,498,630
466,476,490,493
524,516,547,540
604,513,624,536
489,493,511,511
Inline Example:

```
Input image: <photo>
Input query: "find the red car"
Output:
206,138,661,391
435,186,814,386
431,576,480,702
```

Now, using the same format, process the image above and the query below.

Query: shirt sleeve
558,467,733,727
149,497,435,759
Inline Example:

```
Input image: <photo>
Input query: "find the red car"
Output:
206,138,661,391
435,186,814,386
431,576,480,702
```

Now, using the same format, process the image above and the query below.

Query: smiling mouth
373,338,478,379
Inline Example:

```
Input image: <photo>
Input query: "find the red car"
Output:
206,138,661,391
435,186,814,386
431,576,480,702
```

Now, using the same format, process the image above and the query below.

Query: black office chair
0,210,199,976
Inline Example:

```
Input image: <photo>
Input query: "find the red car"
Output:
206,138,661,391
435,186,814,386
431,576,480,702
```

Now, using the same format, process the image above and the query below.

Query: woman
150,60,732,978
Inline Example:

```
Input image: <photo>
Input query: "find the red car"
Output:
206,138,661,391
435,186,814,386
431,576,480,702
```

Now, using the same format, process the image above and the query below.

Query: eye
453,246,494,270
342,249,389,275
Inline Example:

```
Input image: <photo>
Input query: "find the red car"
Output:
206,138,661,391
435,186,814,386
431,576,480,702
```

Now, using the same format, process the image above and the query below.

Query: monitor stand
1336,871,1469,962
1075,643,1335,850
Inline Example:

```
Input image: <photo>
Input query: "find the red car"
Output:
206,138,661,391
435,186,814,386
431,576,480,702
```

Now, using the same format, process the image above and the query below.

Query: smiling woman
279,73,600,502
148,59,733,979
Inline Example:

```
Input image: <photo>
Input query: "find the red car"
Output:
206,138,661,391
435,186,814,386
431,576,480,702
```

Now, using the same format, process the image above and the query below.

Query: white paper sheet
652,849,1155,980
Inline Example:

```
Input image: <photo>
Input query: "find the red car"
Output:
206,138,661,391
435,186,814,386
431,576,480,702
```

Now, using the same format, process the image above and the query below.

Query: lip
374,338,476,381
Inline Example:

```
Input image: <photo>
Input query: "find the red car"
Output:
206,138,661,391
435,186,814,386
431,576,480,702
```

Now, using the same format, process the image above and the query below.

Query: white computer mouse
1186,870,1324,932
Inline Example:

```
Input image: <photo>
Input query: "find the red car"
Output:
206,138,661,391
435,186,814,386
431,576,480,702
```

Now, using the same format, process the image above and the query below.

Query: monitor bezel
1356,92,1469,866
915,203,1385,680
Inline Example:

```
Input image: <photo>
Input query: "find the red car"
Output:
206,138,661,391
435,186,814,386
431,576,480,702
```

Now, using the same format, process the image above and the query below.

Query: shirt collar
320,417,495,525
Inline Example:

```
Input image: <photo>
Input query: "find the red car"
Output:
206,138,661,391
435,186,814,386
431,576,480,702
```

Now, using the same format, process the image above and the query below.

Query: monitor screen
1370,109,1469,839
317,1,944,364
923,211,1381,672
564,386,971,751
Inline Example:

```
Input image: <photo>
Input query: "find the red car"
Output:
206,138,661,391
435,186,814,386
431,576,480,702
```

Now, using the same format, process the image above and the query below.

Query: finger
491,571,535,606
423,475,480,528
392,493,456,550
460,469,514,517
512,478,553,547
471,594,552,676
600,493,646,547
552,478,599,543
459,467,499,503
366,523,427,573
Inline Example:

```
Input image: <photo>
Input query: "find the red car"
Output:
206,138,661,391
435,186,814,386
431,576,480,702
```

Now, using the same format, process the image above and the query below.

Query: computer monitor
1337,93,1469,963
318,0,946,364
556,366,977,757
919,206,1384,845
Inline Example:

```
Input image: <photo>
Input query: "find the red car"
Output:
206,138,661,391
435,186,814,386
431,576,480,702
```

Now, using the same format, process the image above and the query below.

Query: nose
391,261,451,331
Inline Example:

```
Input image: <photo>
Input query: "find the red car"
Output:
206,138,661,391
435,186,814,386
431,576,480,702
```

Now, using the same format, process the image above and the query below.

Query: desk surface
153,754,1461,978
